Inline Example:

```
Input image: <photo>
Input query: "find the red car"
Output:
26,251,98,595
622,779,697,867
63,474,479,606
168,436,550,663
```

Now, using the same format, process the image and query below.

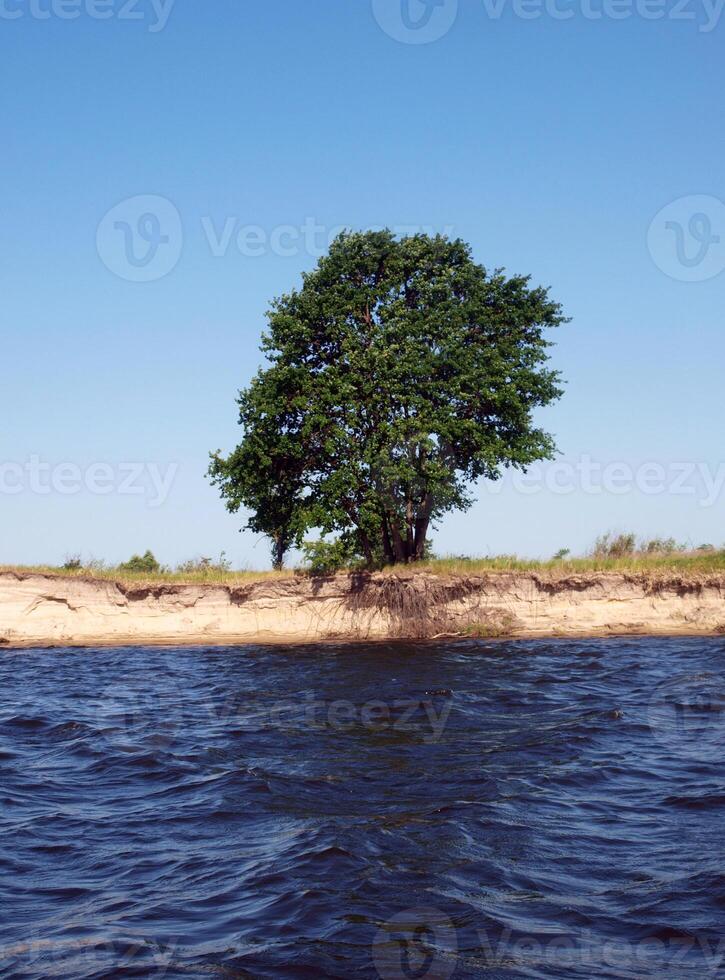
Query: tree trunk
413,517,429,560
271,532,287,571
381,519,395,565
412,492,434,560
357,531,374,566
389,519,409,564
405,500,415,561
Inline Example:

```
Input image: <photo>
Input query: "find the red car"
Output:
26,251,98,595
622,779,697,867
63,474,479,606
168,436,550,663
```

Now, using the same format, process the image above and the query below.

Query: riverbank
1,567,723,647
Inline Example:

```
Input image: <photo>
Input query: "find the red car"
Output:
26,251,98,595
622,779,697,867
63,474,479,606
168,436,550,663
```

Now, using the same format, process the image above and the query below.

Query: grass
416,550,725,577
2,548,724,586
0,564,290,587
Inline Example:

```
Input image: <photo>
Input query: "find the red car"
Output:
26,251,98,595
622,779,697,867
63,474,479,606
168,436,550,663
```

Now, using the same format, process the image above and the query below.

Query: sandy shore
0,570,723,648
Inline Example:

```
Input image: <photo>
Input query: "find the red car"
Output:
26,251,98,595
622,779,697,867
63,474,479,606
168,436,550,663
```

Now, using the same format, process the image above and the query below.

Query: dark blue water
0,638,723,979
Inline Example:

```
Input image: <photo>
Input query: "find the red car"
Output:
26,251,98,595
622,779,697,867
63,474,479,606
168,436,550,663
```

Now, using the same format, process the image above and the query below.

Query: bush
591,532,693,559
118,550,161,574
591,532,636,558
61,555,109,574
300,536,437,573
176,552,232,574
84,557,109,573
553,548,570,560
641,537,686,555
300,538,360,574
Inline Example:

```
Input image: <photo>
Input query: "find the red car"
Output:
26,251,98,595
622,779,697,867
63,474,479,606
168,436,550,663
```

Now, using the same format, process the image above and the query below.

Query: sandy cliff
0,570,723,647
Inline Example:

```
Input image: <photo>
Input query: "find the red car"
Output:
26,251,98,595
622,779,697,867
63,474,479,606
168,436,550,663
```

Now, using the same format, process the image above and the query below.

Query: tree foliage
209,231,567,567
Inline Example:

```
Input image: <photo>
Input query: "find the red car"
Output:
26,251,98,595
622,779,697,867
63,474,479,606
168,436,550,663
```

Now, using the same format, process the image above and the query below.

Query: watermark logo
0,0,176,32
371,0,724,36
481,0,725,29
96,205,454,278
0,457,179,508
648,672,724,761
200,218,456,260
482,455,725,509
0,896,179,976
371,912,724,976
373,907,457,979
372,0,459,43
89,688,453,746
97,195,183,282
648,195,725,282
92,676,185,748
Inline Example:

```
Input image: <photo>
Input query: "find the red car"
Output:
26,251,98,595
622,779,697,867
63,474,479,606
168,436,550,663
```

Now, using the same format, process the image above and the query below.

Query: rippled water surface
1,637,723,978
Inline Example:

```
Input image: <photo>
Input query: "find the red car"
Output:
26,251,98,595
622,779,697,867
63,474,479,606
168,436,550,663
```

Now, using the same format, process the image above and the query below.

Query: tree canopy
209,230,567,567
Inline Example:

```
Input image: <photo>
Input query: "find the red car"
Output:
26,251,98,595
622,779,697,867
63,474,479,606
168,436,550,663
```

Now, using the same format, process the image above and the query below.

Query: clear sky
2,0,723,568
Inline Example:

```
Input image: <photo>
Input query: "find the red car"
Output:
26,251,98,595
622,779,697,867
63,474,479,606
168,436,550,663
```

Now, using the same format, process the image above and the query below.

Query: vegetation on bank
3,537,724,586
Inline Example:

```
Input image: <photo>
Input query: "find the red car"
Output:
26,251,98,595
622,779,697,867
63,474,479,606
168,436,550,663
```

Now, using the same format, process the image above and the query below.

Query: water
0,637,723,979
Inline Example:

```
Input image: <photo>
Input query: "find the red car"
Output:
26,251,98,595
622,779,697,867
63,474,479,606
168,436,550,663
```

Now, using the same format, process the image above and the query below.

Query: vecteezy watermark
93,676,186,748
0,457,179,508
0,932,178,976
373,908,458,979
473,927,725,973
96,197,455,281
372,911,724,977
372,0,459,44
97,195,183,282
371,0,725,39
476,929,725,973
480,0,725,30
483,456,725,508
648,195,725,282
0,0,176,31
92,686,454,747
648,672,724,762
0,896,179,977
235,693,454,743
200,218,456,259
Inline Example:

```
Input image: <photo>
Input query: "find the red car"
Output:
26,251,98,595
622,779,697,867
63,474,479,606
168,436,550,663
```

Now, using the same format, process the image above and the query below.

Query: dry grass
0,564,292,587
416,550,725,577
1,549,724,587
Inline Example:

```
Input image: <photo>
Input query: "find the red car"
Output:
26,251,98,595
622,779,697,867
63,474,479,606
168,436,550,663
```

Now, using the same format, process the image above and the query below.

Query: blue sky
2,0,723,567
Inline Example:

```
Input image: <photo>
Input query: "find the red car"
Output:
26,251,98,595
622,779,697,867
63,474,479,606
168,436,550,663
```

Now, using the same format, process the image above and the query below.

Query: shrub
591,532,636,558
176,552,232,575
62,554,83,571
301,536,437,573
591,532,693,559
85,557,109,573
118,550,161,574
641,537,686,555
300,538,360,574
553,548,570,560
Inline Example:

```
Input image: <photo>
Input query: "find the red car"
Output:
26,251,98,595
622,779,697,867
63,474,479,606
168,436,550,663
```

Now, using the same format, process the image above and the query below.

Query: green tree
210,230,567,566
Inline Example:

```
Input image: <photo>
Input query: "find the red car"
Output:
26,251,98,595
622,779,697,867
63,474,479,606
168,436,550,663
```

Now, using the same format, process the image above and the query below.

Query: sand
1,570,723,647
